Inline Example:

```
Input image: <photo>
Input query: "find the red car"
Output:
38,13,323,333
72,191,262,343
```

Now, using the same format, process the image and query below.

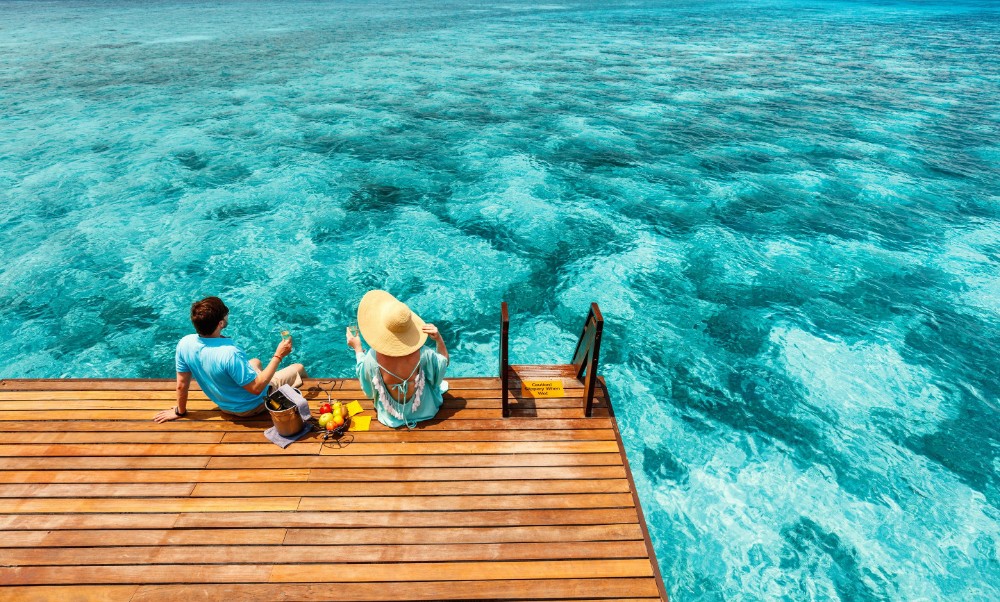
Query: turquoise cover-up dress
356,347,448,428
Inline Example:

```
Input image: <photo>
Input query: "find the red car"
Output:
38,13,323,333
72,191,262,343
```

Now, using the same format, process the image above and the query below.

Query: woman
346,290,449,428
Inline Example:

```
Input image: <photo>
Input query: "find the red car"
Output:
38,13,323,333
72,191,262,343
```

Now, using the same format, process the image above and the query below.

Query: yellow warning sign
520,379,565,398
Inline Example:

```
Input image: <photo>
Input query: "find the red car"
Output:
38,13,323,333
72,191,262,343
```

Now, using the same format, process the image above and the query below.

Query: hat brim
357,290,428,356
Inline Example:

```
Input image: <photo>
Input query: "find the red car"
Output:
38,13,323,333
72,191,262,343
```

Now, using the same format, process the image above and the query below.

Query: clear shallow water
1,0,998,599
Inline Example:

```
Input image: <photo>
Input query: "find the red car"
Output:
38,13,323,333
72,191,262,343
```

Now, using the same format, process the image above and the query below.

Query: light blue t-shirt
356,347,448,428
175,334,264,413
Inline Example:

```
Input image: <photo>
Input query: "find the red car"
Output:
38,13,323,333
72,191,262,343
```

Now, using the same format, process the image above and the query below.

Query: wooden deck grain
0,371,667,601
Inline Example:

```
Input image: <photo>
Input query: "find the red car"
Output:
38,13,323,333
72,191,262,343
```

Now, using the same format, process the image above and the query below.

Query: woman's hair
191,296,229,335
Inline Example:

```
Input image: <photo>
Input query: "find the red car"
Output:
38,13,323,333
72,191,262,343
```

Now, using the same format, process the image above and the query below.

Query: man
153,296,308,423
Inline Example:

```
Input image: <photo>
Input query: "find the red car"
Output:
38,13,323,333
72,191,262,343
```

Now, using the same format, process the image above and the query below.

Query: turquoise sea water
1,0,999,598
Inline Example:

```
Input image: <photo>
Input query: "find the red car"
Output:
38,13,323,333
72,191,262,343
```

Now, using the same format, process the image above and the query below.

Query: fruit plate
322,415,350,439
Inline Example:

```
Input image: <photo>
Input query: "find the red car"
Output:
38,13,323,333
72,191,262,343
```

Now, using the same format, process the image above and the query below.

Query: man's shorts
222,364,306,417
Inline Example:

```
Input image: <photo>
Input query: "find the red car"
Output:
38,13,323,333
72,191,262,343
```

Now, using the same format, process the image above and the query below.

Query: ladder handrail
570,303,604,417
500,302,510,418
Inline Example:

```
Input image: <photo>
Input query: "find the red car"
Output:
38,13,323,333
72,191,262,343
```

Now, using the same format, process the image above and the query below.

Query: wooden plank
0,509,641,531
0,418,614,432
0,514,180,530
2,497,301,514
283,524,645,545
268,559,654,582
0,443,306,457
0,441,619,457
214,453,625,469
0,559,652,584
174,508,640,528
0,393,606,408
219,429,617,443
511,365,579,377
191,479,632,497
9,525,641,548
0,407,609,420
0,379,181,391
303,466,628,481
0,487,631,506
1,564,272,585
0,388,593,405
0,493,633,514
0,466,624,485
0,420,270,432
6,454,621,472
0,483,196,497
0,432,226,444
463,388,601,399
0,390,217,400
0,411,254,421
0,586,138,602
295,493,634,511
0,387,602,401
5,529,287,547
308,441,619,456
0,457,211,470
0,469,311,484
499,400,609,411
128,579,662,601
508,408,610,418
0,541,650,566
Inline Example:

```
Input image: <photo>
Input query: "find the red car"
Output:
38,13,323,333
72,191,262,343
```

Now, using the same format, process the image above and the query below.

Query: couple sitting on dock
153,290,449,429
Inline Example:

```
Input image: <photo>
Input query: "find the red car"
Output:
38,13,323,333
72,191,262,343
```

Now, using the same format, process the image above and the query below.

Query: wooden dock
0,306,667,601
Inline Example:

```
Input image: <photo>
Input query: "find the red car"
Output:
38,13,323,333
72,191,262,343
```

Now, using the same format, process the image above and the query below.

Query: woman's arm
422,324,448,364
348,327,376,399
346,326,364,361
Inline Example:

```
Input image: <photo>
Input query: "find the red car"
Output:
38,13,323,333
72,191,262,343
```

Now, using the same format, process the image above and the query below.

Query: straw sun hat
357,290,427,356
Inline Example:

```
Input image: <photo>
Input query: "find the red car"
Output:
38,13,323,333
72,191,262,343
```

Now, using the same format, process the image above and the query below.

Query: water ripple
1,0,999,599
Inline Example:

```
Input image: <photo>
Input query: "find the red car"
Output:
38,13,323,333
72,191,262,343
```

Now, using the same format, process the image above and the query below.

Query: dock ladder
499,302,605,418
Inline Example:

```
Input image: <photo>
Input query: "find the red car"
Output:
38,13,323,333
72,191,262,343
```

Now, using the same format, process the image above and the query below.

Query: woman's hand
346,326,362,351
423,323,448,363
422,324,442,342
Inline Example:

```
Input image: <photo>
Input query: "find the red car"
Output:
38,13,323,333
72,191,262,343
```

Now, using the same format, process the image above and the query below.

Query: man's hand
275,335,293,359
422,324,442,342
160,372,192,423
153,407,181,423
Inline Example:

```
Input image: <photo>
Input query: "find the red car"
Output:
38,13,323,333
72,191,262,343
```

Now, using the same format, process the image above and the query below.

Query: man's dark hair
191,297,229,336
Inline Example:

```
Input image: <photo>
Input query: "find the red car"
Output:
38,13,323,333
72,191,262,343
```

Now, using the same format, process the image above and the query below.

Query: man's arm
153,372,192,423
242,336,294,396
